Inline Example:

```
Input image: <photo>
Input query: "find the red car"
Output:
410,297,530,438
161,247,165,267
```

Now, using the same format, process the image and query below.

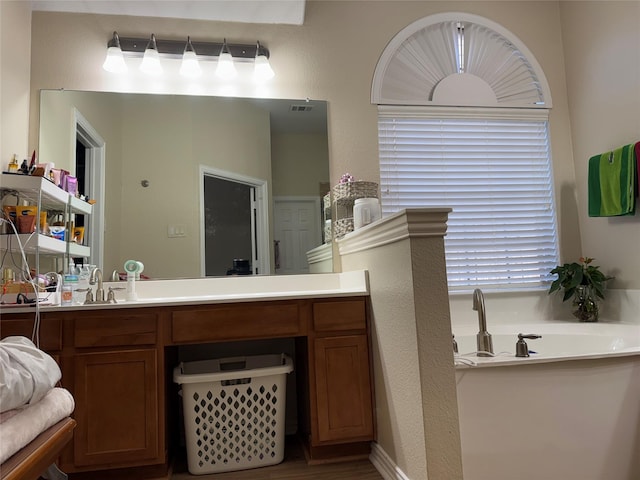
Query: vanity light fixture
253,41,275,82
180,36,201,78
102,31,127,73
140,34,162,75
102,32,274,81
215,38,237,79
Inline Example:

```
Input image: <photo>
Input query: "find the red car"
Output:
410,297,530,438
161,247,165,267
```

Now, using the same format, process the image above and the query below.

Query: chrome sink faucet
473,288,493,357
89,267,106,304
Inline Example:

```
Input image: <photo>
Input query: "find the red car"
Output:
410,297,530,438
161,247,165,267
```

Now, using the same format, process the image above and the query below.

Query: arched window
373,13,559,291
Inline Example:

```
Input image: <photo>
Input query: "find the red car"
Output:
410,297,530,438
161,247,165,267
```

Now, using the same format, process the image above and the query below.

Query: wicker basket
333,218,355,239
332,181,378,238
332,181,379,205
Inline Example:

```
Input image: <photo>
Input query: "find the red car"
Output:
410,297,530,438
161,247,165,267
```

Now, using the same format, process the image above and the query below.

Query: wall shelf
1,173,93,276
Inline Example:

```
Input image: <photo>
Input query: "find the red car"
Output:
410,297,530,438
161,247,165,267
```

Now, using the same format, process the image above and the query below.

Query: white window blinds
378,106,559,291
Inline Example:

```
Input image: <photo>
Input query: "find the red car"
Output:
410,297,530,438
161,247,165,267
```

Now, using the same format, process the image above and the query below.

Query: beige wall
559,2,640,289
271,132,329,197
25,2,581,261
0,0,31,164
2,2,636,285
39,90,123,272
2,1,639,475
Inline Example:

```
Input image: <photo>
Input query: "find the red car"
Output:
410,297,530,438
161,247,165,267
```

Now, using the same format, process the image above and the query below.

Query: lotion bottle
124,260,139,301
126,272,137,301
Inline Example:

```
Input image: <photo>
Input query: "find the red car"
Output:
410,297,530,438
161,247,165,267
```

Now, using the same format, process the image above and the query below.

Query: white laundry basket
173,354,294,475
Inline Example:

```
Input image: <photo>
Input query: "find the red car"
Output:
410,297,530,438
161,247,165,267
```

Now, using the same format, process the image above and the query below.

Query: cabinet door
72,348,160,468
313,335,374,443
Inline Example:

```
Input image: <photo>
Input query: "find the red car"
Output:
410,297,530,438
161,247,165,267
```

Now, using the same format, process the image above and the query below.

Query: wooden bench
1,417,76,480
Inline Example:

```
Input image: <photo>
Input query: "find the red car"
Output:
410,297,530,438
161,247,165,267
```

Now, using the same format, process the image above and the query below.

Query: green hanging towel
588,143,636,217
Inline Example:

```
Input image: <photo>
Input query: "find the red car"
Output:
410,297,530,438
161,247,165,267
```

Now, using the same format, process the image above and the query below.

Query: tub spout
473,288,493,357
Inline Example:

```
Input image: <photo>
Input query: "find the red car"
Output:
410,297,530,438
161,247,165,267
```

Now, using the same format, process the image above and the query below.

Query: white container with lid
353,198,381,230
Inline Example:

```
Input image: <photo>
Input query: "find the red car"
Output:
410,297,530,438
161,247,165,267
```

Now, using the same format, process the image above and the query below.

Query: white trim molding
73,108,105,269
306,242,332,264
338,208,451,256
369,442,412,480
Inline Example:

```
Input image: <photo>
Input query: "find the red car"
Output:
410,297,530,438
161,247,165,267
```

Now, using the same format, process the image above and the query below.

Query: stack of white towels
0,336,75,464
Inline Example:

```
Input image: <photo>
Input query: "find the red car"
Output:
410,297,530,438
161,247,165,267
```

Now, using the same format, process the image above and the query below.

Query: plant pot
572,285,599,322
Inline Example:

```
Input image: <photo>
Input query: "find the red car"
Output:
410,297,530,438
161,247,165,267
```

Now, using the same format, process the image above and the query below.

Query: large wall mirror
38,90,330,279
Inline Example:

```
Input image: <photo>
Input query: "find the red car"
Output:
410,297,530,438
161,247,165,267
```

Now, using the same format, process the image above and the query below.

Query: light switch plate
167,224,186,238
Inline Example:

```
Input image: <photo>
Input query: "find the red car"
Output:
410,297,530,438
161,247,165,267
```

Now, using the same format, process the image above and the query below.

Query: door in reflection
203,175,255,276
273,197,321,275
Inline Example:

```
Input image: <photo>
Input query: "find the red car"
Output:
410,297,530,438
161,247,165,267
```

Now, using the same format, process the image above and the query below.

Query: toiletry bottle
61,274,77,305
7,154,19,173
76,264,90,304
124,260,139,301
126,272,138,301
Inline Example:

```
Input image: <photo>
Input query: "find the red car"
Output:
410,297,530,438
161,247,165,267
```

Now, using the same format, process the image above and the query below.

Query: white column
338,208,463,480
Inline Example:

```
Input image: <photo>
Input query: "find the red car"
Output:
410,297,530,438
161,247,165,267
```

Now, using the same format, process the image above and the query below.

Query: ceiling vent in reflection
290,104,313,112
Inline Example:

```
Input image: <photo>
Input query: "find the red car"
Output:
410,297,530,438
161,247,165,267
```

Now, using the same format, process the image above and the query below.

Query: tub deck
453,322,640,367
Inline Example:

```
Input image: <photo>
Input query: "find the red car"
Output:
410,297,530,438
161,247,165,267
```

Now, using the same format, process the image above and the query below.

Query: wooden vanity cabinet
0,295,374,476
57,309,166,475
307,298,375,459
70,348,160,468
0,313,62,356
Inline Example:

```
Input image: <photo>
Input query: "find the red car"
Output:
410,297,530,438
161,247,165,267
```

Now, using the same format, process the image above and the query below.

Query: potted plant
548,257,614,322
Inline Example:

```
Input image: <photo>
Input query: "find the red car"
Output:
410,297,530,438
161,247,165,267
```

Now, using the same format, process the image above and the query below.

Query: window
373,13,558,292
378,106,559,291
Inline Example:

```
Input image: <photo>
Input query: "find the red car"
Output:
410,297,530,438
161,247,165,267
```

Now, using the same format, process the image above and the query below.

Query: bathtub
454,322,640,480
454,322,640,366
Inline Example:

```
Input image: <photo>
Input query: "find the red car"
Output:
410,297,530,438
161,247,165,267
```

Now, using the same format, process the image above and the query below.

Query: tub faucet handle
516,333,542,357
452,334,458,354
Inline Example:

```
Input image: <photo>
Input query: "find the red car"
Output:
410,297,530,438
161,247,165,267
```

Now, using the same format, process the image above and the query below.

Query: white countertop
5,271,369,312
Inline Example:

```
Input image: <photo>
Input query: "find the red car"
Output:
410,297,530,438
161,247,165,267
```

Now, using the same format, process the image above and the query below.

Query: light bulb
181,51,201,77
180,36,201,78
254,55,274,81
216,39,237,79
103,46,127,73
140,34,162,75
253,41,274,82
102,32,127,73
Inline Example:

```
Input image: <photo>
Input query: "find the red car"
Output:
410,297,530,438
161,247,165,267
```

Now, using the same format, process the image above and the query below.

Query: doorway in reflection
273,197,321,275
203,175,255,276
72,113,105,270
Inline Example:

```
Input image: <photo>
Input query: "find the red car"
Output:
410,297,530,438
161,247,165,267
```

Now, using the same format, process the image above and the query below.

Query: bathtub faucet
473,288,493,357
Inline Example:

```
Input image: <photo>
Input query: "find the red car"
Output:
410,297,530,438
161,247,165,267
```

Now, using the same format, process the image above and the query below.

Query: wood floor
170,437,383,480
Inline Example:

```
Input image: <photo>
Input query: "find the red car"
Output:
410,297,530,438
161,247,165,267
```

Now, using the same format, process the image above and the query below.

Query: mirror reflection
38,90,330,279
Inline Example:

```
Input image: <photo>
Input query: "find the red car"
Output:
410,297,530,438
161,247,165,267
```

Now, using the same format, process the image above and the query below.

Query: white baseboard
369,442,411,480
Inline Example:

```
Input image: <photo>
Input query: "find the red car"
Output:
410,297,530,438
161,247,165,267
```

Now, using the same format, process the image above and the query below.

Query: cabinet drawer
171,302,302,343
74,311,158,347
0,315,62,351
313,299,366,332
